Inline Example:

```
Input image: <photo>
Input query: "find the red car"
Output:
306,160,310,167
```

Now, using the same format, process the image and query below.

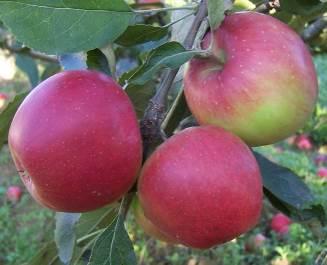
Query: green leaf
128,41,202,85
125,82,156,118
207,0,228,30
88,213,136,265
76,204,119,239
279,0,327,16
15,54,39,87
0,0,134,54
0,91,29,150
119,67,156,118
254,152,326,225
86,49,111,75
27,206,118,265
162,89,191,136
115,24,169,47
72,239,96,265
55,212,81,265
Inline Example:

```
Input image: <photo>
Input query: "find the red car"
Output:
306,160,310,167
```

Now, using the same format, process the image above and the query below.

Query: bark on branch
3,40,59,63
302,16,327,42
140,0,208,157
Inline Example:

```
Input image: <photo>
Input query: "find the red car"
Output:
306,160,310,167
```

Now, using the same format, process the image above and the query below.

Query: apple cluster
8,12,317,249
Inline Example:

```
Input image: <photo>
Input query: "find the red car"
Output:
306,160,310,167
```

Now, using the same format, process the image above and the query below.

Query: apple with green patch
184,12,318,146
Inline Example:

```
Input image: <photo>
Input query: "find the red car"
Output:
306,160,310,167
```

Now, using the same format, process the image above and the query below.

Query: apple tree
0,0,326,264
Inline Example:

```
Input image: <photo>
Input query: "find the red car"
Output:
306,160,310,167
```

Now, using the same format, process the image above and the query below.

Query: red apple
245,233,266,252
184,12,318,146
138,126,262,249
9,70,142,212
317,167,327,179
294,134,313,150
0,92,8,109
132,196,177,243
6,185,23,203
270,213,292,235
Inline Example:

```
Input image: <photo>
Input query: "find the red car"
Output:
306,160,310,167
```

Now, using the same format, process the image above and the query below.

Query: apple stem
140,0,208,158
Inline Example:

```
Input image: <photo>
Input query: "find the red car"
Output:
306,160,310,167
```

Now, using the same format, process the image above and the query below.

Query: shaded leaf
15,54,39,87
279,0,327,16
207,0,226,30
125,82,156,118
72,239,97,265
0,91,28,149
162,89,191,136
0,0,134,54
255,152,326,225
27,206,118,265
86,49,111,75
116,24,169,47
26,241,61,265
119,63,156,119
76,204,119,239
55,213,81,265
128,41,202,85
88,213,136,265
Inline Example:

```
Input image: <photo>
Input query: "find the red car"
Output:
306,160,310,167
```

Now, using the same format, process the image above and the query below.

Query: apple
138,126,262,249
294,134,313,150
9,70,142,212
270,213,292,235
317,167,327,179
184,12,318,146
0,92,8,109
245,233,266,252
6,185,23,203
132,195,177,243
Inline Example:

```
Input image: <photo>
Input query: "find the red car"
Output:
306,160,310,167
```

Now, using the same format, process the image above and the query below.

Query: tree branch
254,0,280,13
140,0,208,157
302,16,327,42
3,41,59,63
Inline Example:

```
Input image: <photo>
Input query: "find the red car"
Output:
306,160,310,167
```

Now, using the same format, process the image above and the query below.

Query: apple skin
294,134,313,150
184,12,318,146
132,195,177,244
8,70,142,212
0,92,8,108
270,213,292,235
6,186,23,203
138,126,262,249
317,167,327,179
